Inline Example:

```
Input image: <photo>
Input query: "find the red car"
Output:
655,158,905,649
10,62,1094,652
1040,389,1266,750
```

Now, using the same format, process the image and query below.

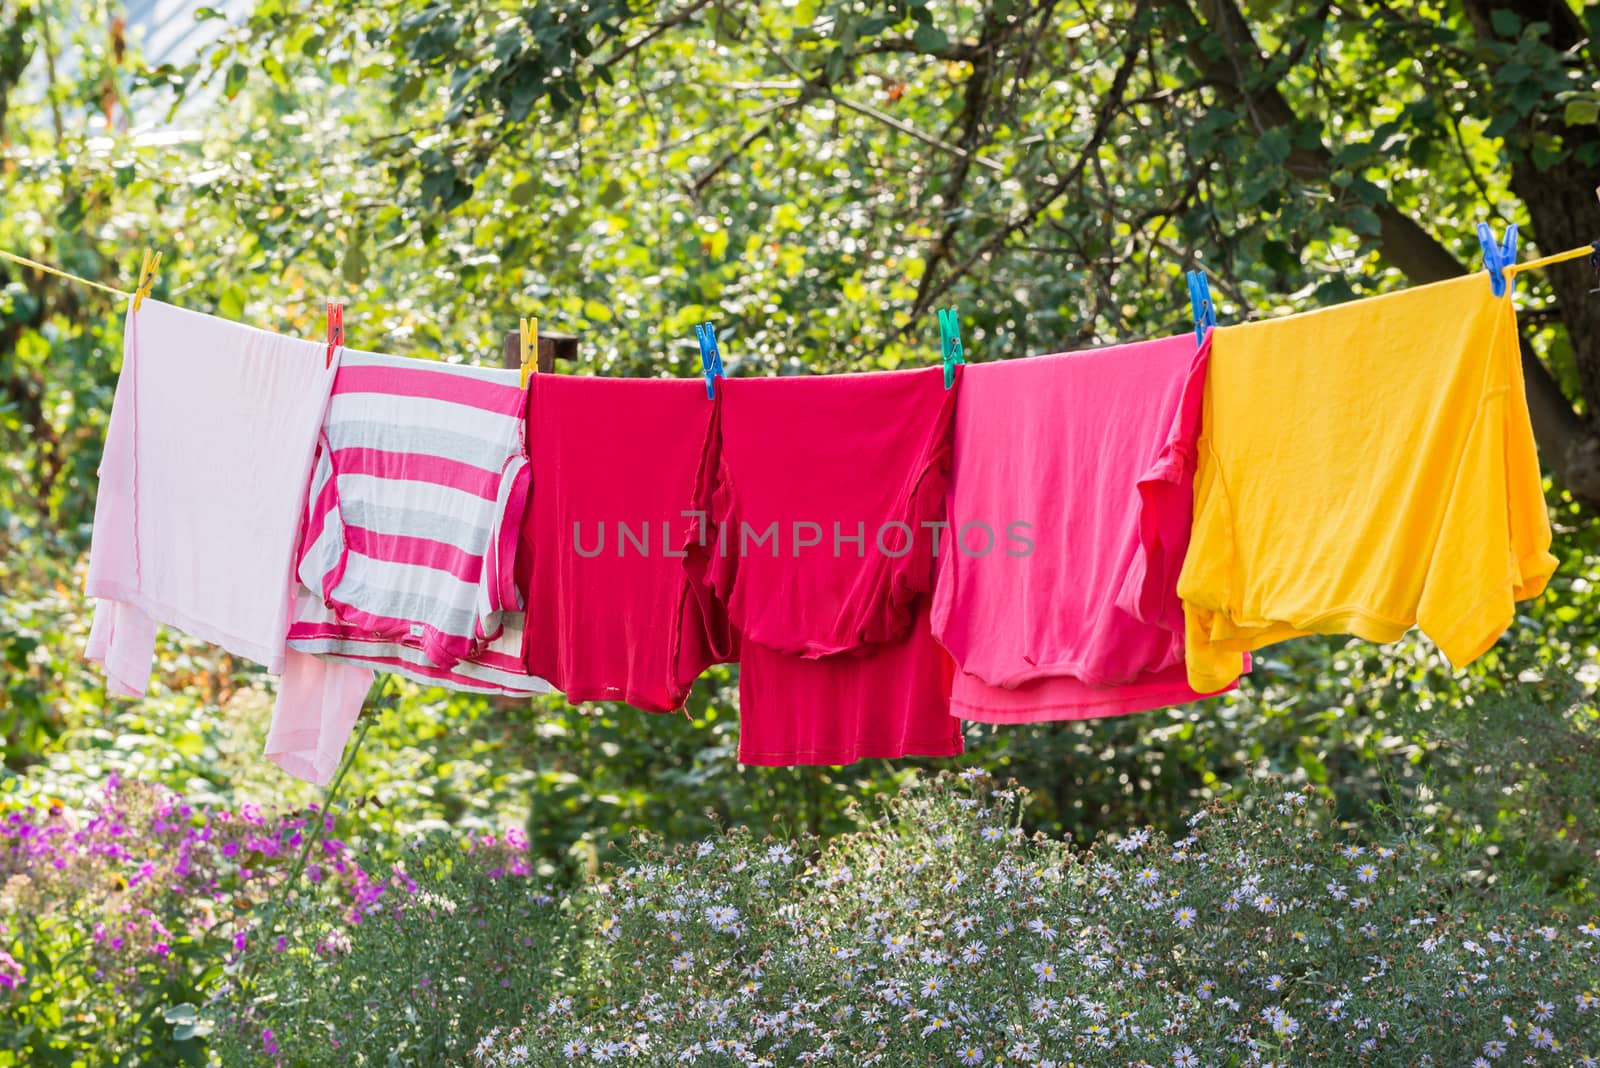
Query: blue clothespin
695,321,724,399
1476,221,1519,297
1186,269,1217,343
937,308,964,389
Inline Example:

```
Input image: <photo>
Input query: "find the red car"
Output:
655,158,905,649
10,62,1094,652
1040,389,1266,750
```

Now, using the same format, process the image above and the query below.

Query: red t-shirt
692,367,963,765
517,375,732,711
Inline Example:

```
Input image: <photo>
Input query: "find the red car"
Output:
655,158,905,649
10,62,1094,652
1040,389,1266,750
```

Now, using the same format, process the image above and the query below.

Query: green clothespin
937,307,964,389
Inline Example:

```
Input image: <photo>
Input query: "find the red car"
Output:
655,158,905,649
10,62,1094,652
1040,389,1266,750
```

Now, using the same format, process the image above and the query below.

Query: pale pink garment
264,649,374,785
85,299,338,696
930,336,1235,723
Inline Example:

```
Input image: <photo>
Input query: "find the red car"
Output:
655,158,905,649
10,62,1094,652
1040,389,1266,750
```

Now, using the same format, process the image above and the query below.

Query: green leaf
1348,205,1382,236
510,179,538,205
1484,110,1519,138
1348,176,1385,204
1531,143,1565,171
223,62,248,99
912,22,949,53
1490,8,1520,36
794,0,822,24
825,47,845,82
1499,61,1531,84
1564,99,1600,126
1257,128,1290,163
1261,239,1298,275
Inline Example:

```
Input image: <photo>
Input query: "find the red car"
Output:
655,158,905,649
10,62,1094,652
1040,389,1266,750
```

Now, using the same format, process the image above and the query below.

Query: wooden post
502,327,578,374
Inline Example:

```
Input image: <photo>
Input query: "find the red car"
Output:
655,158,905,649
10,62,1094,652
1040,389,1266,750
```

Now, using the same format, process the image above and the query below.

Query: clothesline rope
1505,242,1596,276
0,247,132,298
2,240,1595,315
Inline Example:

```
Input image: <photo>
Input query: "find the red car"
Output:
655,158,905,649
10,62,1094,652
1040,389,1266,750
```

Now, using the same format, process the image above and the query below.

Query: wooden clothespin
325,300,344,369
519,316,538,388
132,250,161,310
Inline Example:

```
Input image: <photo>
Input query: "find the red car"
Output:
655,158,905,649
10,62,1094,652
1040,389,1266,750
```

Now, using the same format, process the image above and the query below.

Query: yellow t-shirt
1178,273,1557,693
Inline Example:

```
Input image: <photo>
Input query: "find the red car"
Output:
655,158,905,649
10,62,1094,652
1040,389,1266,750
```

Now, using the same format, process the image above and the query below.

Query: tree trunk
1464,0,1600,501
1190,0,1600,511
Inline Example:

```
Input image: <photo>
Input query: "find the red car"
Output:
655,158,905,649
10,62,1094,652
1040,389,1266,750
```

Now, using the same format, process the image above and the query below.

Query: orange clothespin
519,316,537,388
325,300,344,369
132,250,160,311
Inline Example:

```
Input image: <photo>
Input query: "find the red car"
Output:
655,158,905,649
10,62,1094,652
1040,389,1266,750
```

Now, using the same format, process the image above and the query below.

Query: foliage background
1,0,1598,1062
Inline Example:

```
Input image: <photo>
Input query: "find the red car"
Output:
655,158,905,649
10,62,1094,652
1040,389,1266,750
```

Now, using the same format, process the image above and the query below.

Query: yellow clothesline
2,240,1597,310
1505,242,1597,276
0,247,132,299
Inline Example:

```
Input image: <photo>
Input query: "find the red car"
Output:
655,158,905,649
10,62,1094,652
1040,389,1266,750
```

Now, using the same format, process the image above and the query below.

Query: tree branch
910,5,1007,319
1190,0,1600,511
902,3,1149,331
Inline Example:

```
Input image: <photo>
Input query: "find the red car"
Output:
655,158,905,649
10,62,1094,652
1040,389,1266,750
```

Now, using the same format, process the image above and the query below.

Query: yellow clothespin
132,250,160,310
519,316,538,388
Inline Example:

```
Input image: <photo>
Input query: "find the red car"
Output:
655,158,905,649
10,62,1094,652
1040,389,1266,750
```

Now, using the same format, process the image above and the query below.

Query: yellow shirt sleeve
1416,296,1556,666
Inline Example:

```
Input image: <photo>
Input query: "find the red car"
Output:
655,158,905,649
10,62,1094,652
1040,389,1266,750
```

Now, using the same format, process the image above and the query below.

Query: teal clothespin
1476,221,1518,297
1186,269,1217,343
937,308,964,389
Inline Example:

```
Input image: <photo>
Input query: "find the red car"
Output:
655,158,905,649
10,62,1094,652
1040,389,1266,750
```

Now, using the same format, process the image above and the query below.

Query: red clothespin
325,300,344,369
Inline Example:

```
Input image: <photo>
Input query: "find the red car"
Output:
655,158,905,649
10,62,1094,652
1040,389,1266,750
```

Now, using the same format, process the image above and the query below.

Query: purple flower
262,1028,278,1055
0,950,24,990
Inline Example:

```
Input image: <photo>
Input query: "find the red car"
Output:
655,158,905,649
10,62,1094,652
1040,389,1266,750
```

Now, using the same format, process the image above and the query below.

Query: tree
209,0,1600,507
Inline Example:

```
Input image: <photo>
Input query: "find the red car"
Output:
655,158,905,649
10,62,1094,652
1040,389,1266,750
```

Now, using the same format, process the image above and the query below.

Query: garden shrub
499,773,1600,1066
206,830,570,1067
208,771,1600,1067
0,773,524,1066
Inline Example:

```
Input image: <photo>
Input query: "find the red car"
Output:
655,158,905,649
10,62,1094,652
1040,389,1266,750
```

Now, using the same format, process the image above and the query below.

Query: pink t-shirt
85,299,337,696
931,336,1235,723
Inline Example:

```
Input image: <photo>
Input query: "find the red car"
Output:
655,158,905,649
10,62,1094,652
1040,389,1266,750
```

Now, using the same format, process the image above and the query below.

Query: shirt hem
83,580,286,673
952,680,1228,723
738,736,965,766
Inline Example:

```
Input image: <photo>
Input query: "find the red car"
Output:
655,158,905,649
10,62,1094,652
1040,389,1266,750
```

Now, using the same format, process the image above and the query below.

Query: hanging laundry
931,336,1237,722
290,349,534,665
269,348,552,782
691,366,963,766
286,587,544,696
263,649,375,786
515,375,733,711
85,299,337,696
1166,273,1557,693
736,602,957,766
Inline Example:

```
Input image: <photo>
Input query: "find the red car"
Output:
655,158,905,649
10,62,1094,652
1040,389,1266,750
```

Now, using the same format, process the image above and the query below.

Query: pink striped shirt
285,348,549,693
